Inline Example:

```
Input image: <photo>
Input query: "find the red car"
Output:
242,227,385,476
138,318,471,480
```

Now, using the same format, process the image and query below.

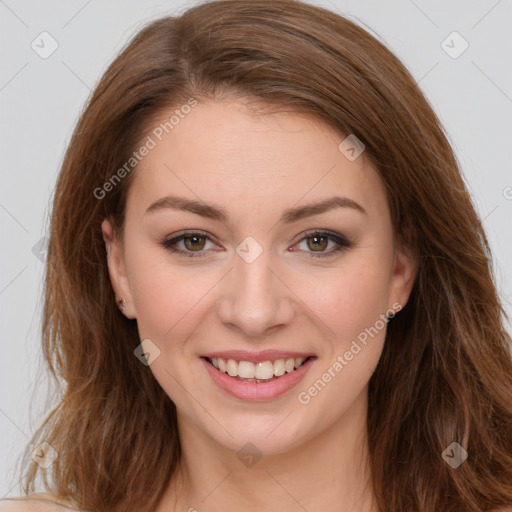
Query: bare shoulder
0,494,81,511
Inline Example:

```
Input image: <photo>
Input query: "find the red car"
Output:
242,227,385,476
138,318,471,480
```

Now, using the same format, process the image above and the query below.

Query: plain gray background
1,0,511,497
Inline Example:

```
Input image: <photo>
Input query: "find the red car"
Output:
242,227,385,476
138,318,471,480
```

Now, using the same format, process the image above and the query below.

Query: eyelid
291,229,352,258
161,230,219,258
161,229,352,258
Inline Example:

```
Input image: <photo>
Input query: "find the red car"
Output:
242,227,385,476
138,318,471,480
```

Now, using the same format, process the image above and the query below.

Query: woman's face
103,99,416,455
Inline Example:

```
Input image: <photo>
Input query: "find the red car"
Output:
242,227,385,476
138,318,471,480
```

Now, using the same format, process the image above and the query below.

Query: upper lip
201,350,316,364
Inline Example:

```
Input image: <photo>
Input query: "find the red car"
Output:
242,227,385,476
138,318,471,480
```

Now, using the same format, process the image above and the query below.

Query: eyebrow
144,194,367,223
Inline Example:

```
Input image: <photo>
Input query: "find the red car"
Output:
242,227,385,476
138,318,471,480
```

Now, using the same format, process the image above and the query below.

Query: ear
101,218,136,319
388,233,418,313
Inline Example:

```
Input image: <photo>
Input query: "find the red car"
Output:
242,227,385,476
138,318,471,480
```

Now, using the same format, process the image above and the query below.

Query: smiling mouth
202,356,315,383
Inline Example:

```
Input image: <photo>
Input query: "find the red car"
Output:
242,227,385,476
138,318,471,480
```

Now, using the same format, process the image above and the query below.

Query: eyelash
161,229,352,259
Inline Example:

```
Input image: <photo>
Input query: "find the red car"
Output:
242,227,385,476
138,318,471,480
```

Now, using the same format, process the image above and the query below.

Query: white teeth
255,361,274,379
273,359,285,376
226,358,238,377
207,356,309,379
295,357,306,368
238,361,255,378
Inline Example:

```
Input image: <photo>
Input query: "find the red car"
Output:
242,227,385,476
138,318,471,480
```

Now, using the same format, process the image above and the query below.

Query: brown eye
294,230,352,258
162,231,216,258
162,230,351,259
306,234,329,252
183,235,206,251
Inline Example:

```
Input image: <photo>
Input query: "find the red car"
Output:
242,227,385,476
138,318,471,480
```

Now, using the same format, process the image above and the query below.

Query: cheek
296,259,391,413
125,245,213,340
301,255,393,341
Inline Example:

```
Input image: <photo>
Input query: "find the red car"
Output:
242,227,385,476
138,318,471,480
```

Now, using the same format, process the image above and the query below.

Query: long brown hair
14,0,512,510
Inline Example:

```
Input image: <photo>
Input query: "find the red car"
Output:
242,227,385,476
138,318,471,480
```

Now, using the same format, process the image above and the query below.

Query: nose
216,248,295,339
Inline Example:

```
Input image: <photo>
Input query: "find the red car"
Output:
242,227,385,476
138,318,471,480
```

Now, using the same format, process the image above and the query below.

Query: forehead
126,100,387,221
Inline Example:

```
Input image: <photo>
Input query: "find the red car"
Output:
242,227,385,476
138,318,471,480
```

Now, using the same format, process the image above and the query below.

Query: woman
2,0,512,510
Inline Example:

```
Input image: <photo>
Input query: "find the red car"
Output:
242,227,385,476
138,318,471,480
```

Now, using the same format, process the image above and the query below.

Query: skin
101,99,418,512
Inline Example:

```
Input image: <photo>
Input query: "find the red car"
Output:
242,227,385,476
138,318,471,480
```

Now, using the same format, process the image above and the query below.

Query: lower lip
201,357,316,401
